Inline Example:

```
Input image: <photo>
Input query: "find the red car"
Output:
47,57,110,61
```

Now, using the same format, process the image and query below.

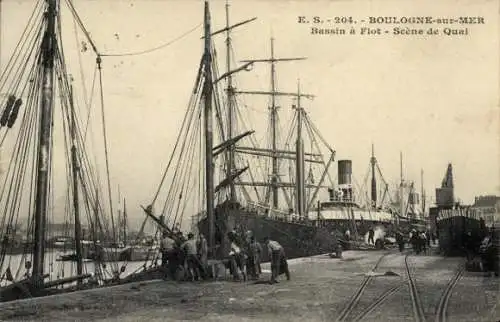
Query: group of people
227,230,290,284
393,229,436,253
409,229,433,254
463,225,499,276
159,229,291,284
159,231,208,281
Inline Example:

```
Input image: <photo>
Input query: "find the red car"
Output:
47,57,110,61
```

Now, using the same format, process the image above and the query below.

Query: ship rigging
0,0,129,301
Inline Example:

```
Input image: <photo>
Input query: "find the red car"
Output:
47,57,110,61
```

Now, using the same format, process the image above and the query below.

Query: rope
66,0,201,58
0,3,45,272
150,57,205,206
303,113,335,187
159,76,202,223
96,58,117,247
0,0,129,283
64,0,99,56
0,7,45,145
0,1,44,89
0,51,42,275
101,23,202,57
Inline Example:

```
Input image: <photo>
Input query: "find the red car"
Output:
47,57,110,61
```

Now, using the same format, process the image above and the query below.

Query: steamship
309,153,398,252
309,159,394,243
146,2,402,261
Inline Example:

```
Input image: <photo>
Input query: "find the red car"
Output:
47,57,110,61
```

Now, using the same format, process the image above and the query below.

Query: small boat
55,241,96,262
49,236,74,249
128,245,159,262
57,254,92,263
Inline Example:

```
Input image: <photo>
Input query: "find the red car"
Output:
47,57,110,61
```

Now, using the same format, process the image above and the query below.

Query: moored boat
431,164,498,256
0,0,126,301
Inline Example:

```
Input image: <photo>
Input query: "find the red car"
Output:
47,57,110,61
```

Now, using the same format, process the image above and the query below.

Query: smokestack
338,160,353,202
338,160,352,185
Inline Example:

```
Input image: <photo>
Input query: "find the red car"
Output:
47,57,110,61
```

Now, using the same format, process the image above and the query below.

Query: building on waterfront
471,195,500,227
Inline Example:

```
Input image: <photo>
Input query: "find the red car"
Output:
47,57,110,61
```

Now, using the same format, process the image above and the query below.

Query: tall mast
295,81,305,219
420,168,425,217
32,0,56,283
93,187,102,278
239,44,307,210
70,79,83,285
203,0,215,258
225,0,236,202
399,151,404,218
117,186,121,242
270,38,279,210
123,198,127,245
370,143,377,209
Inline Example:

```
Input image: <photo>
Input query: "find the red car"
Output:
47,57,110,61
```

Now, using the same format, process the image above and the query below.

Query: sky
1,0,498,230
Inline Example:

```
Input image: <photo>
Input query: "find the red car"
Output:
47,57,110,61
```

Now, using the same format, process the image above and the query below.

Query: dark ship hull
198,202,335,261
433,205,486,256
430,164,495,256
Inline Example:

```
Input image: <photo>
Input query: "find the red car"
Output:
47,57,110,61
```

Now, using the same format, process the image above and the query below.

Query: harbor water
0,250,156,287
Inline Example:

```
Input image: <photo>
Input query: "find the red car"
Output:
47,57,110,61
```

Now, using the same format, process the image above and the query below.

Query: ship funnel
338,160,352,185
337,160,353,202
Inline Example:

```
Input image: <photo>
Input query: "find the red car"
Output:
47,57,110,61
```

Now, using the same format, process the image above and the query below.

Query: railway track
335,251,393,322
405,254,426,322
350,281,406,321
434,265,464,322
405,254,465,322
336,251,465,322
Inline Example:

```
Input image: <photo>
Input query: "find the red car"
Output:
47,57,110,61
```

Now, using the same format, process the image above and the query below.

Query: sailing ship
128,0,338,262
0,0,130,301
142,0,463,262
137,1,403,263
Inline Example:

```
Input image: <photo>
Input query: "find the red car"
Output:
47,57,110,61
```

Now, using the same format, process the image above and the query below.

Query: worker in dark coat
368,227,375,245
480,226,499,277
396,230,405,252
247,236,263,279
410,230,419,253
263,237,290,284
197,234,208,269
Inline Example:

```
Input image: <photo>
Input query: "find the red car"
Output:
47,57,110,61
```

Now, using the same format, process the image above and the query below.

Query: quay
0,249,498,322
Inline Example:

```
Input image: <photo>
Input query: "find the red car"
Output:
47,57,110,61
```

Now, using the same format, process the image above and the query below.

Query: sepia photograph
0,0,498,321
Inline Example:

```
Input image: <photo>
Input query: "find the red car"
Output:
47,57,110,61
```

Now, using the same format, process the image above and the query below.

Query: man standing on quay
264,237,290,284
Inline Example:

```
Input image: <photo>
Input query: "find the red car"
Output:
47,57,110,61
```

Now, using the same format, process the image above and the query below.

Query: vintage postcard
0,0,498,321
